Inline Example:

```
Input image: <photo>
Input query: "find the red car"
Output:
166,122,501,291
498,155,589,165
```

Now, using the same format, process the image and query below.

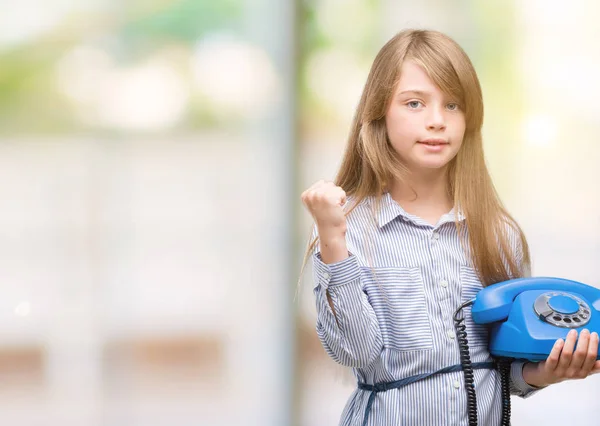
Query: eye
446,103,460,111
407,101,422,109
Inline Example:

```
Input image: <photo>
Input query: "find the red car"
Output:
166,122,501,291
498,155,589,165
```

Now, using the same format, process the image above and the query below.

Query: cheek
454,116,466,137
386,113,417,143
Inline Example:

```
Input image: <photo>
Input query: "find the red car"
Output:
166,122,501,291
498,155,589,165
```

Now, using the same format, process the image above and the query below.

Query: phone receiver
471,277,600,361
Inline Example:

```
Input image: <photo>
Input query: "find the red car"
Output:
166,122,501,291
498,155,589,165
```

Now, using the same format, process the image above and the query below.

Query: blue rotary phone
454,277,600,425
471,277,600,361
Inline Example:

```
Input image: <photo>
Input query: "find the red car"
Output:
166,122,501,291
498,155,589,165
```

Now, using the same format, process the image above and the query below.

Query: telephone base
490,350,547,362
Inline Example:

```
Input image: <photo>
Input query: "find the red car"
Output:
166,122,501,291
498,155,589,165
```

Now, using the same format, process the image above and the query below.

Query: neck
388,167,453,216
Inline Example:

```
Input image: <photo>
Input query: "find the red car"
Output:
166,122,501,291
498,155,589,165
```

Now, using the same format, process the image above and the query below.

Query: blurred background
0,0,599,425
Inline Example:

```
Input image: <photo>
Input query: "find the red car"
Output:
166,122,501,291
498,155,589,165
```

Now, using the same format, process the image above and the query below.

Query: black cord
497,358,512,426
453,300,478,426
453,300,512,426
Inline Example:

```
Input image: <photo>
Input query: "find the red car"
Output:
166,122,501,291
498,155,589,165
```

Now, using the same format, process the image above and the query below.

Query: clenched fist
301,180,349,264
301,180,347,231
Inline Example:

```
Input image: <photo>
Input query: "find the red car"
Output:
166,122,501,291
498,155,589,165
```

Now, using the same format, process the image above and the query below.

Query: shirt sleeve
509,360,545,397
312,239,383,368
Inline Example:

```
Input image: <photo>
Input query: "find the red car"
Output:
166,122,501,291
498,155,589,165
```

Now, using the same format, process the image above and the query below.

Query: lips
418,139,448,146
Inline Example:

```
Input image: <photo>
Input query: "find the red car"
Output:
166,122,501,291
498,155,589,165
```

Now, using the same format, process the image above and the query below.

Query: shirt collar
374,192,466,228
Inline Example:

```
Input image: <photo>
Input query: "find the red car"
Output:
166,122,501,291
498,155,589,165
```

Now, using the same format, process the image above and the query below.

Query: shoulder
344,194,381,235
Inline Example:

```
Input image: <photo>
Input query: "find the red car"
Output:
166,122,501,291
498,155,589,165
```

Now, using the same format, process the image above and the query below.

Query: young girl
300,29,600,426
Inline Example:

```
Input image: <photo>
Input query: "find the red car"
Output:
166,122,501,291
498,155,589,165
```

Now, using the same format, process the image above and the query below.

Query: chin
417,160,451,170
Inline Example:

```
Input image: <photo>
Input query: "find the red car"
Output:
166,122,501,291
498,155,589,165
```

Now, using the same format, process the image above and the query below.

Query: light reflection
306,48,367,122
523,114,557,147
191,34,280,119
56,47,189,131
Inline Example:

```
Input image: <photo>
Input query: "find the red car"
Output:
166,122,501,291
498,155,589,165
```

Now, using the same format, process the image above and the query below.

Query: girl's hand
523,329,600,388
301,180,347,237
301,180,348,264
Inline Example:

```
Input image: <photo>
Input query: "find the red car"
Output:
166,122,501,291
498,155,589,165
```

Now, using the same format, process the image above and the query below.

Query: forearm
319,230,349,315
312,252,383,367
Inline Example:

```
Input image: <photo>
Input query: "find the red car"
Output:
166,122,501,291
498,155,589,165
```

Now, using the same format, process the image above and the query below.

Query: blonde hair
301,29,530,287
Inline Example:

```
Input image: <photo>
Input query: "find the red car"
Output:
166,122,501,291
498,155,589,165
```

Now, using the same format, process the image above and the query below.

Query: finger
301,181,323,202
557,329,578,373
325,189,345,208
581,331,599,375
545,338,565,372
570,329,590,372
337,188,347,206
591,360,600,373
308,179,326,191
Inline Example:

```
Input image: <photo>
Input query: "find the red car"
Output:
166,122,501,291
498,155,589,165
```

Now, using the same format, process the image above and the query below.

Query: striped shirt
312,192,540,426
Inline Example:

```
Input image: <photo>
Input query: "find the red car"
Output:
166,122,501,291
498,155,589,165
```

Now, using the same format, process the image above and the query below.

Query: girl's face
385,60,466,173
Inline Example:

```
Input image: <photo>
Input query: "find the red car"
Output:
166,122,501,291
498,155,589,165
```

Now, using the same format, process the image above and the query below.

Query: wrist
318,232,348,264
317,225,346,246
522,362,549,388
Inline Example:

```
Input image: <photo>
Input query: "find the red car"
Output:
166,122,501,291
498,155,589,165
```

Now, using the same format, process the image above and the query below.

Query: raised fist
301,180,347,235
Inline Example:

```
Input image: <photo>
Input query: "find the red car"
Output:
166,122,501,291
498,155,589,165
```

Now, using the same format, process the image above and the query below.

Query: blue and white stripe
312,192,540,426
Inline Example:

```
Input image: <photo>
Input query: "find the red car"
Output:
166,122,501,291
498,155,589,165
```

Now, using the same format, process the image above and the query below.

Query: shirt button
453,380,460,389
447,329,455,340
440,280,448,288
432,232,440,240
322,272,330,280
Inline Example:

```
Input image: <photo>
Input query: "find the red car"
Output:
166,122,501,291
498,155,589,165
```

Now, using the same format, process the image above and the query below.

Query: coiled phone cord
453,300,511,426
453,300,479,426
497,358,512,426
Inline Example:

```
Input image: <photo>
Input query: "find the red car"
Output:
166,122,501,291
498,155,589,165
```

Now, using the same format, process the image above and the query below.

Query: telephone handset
471,277,600,361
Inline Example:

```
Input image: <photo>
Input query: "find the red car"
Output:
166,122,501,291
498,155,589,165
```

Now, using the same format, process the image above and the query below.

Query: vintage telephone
454,276,600,425
472,276,600,361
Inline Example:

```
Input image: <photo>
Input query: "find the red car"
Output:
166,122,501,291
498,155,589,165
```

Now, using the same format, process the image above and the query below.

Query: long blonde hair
301,29,530,287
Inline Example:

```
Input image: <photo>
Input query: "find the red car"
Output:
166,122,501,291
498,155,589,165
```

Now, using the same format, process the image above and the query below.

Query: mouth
418,139,448,146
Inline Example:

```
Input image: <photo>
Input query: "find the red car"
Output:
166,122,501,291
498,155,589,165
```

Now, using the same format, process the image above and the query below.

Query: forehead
395,60,440,93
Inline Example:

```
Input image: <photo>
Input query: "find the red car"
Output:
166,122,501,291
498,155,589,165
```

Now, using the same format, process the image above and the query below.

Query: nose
426,105,446,131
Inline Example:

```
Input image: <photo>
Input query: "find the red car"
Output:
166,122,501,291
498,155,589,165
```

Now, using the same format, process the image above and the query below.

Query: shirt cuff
510,361,544,397
312,252,361,289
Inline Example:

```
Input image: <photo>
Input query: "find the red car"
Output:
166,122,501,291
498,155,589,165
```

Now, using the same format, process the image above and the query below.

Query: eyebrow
397,89,432,97
397,89,461,104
